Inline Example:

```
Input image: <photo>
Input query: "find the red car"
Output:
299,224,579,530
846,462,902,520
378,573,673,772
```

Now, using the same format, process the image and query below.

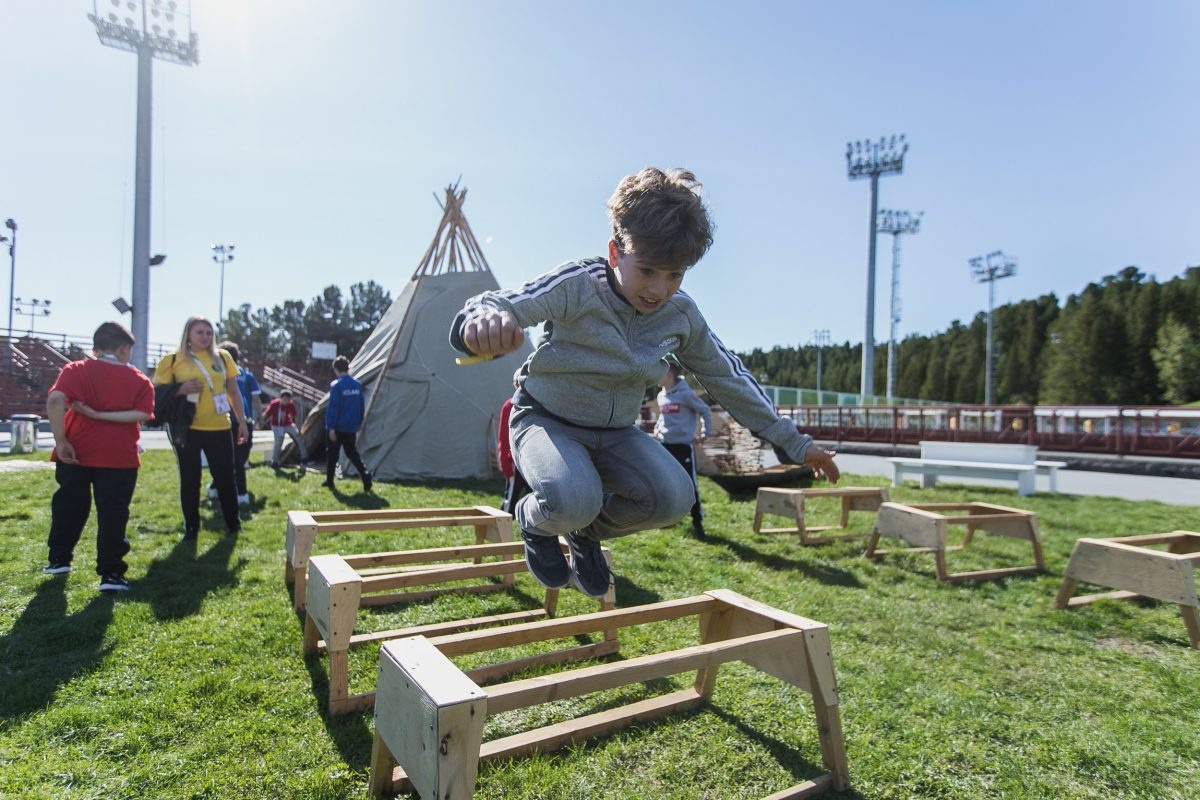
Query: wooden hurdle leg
933,548,951,582
1180,606,1200,650
328,649,351,714
803,626,851,792
1052,576,1079,610
1026,516,1047,571
693,604,733,701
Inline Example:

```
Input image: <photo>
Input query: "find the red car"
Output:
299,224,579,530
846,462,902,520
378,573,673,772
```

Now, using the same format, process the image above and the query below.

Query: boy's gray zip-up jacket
449,257,814,463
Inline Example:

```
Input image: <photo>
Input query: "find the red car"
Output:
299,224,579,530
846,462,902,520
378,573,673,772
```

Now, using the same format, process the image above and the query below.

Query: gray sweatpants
511,411,696,541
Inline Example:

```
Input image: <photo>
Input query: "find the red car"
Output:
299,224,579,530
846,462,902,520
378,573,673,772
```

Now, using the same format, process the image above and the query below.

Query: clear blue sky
3,1,1197,355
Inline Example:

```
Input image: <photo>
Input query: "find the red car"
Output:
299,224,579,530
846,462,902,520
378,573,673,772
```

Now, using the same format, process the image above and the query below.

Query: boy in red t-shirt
262,390,310,467
43,322,155,592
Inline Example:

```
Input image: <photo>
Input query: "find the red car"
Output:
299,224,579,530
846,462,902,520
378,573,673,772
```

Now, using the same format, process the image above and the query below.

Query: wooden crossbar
484,629,803,714
368,590,850,799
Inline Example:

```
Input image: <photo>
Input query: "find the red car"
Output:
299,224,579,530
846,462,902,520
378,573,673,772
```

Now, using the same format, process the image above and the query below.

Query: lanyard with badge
189,352,233,415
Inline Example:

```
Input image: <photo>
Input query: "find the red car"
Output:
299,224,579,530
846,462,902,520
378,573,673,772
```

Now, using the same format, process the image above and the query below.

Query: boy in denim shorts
450,167,838,597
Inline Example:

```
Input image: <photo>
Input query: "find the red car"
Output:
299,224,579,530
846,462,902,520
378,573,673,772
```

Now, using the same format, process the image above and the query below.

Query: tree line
738,265,1200,406
219,280,392,365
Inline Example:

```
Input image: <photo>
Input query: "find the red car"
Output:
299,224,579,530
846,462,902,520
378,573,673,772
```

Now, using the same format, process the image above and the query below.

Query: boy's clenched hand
463,311,525,358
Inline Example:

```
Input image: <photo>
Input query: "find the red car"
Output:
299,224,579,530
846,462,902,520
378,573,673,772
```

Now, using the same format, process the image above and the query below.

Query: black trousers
661,442,703,525
233,419,254,495
172,426,240,533
47,462,138,576
326,430,369,483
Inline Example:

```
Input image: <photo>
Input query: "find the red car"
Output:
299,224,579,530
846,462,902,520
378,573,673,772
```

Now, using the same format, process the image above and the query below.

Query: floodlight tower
847,135,908,401
876,209,923,401
1,218,15,354
811,329,831,403
89,0,199,371
969,250,1017,405
14,298,51,336
211,243,234,332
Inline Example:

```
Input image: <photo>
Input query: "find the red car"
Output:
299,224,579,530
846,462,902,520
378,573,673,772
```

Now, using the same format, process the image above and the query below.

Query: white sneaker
237,493,250,507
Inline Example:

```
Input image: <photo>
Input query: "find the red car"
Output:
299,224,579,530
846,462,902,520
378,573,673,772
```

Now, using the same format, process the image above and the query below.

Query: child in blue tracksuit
324,355,371,492
449,167,839,598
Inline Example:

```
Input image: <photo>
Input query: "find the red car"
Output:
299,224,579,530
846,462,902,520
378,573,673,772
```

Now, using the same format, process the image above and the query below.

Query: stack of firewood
696,411,771,476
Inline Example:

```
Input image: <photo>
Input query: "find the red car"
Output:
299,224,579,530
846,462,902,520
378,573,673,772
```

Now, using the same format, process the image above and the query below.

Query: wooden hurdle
864,501,1045,582
368,589,850,799
1053,531,1200,650
304,541,618,714
753,486,890,545
284,506,512,610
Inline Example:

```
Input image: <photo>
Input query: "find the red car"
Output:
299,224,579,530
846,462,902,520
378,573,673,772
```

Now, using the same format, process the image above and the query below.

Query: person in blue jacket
323,355,371,492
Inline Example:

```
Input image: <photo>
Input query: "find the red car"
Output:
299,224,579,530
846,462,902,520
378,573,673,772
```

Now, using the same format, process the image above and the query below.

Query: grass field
1,450,1198,799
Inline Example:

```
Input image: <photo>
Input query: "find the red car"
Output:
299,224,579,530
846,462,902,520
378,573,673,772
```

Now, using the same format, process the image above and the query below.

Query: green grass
1,450,1198,799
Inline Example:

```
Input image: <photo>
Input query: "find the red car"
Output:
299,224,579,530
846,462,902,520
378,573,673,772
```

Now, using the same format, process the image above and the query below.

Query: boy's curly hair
607,167,714,269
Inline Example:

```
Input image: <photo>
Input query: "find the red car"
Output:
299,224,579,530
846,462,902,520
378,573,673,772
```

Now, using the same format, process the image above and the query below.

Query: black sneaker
43,562,71,575
321,479,335,488
362,471,373,492
99,574,130,592
566,532,611,598
521,530,570,589
181,528,198,542
692,521,708,540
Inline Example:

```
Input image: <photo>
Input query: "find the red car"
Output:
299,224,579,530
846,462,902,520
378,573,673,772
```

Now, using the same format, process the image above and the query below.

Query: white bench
888,441,1066,497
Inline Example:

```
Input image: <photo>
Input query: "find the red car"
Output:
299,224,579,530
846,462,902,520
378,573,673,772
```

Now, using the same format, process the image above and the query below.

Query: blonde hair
178,315,217,358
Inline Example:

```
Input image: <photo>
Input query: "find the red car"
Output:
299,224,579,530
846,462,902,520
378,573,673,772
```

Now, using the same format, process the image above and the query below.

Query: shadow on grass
612,573,663,607
708,704,864,798
322,482,391,510
303,655,376,770
705,534,863,589
135,530,247,621
0,576,114,719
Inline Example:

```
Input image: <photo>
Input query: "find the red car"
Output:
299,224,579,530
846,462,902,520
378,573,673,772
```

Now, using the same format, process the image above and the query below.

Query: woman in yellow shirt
153,316,249,540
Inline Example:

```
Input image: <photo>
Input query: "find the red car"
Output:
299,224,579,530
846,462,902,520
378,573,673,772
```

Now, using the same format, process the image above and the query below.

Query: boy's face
607,240,685,314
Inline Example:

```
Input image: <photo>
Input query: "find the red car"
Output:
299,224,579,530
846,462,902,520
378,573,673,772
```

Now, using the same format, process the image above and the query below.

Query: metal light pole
847,135,908,401
876,209,922,401
970,250,1017,405
811,329,831,405
1,218,15,353
14,297,51,336
211,243,235,332
89,1,198,371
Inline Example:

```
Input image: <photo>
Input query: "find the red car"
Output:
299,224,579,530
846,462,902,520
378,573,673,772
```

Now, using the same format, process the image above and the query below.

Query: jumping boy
43,322,155,592
449,167,838,598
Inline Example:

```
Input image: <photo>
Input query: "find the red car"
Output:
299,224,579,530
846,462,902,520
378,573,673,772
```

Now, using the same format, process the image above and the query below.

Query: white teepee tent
301,183,532,480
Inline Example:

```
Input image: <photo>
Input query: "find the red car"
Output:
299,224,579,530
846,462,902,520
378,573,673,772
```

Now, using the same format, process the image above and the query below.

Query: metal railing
779,404,1200,460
